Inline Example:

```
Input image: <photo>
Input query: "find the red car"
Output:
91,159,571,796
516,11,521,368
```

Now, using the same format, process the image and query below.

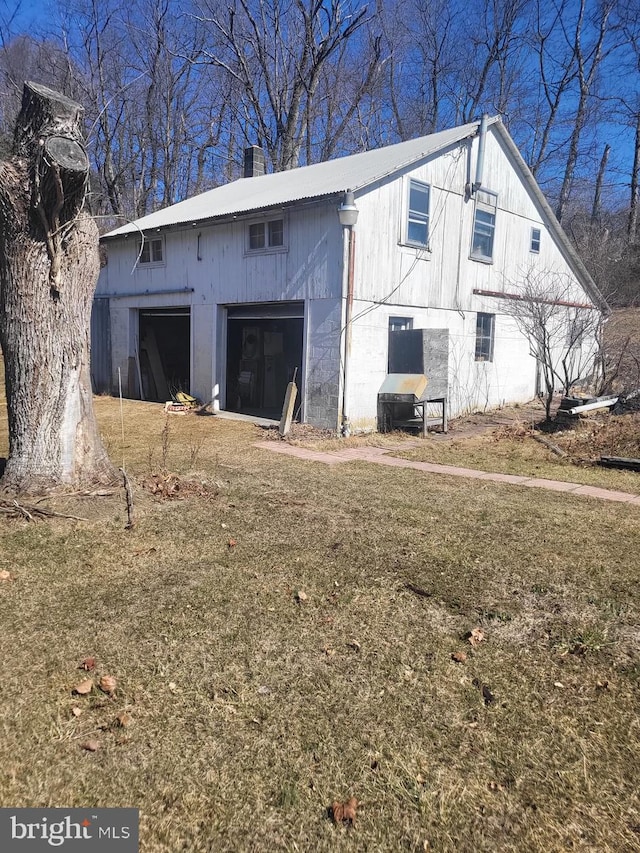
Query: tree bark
591,143,610,227
629,111,640,241
0,81,116,494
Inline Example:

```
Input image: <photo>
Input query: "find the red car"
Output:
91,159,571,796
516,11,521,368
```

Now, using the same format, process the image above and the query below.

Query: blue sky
2,0,637,213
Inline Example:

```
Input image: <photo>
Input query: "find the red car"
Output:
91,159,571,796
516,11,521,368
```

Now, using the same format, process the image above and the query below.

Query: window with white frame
471,190,497,262
139,237,164,265
405,179,430,248
530,227,541,253
475,312,495,361
248,217,285,252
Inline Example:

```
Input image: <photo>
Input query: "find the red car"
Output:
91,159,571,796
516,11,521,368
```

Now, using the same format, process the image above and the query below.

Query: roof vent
244,145,265,178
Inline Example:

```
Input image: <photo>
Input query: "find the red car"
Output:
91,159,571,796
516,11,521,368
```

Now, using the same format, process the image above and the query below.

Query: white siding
98,124,598,430
98,202,344,419
341,127,597,429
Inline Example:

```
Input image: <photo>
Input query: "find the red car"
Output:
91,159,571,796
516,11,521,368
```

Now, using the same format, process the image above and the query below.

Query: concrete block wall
304,298,342,430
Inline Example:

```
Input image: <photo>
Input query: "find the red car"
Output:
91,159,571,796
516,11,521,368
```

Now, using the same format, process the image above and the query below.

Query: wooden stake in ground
120,468,135,530
0,82,116,493
279,370,298,437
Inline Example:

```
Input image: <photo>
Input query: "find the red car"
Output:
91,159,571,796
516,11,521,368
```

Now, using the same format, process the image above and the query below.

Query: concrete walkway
255,441,640,506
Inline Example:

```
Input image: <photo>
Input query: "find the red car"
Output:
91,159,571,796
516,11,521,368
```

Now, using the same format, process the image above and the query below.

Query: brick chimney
243,145,265,178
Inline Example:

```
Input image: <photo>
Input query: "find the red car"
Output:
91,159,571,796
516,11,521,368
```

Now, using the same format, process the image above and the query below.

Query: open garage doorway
138,308,190,402
226,302,304,419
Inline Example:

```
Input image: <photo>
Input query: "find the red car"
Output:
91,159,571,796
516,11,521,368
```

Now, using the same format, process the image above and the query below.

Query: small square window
530,227,541,253
139,237,164,265
406,179,430,248
471,190,497,262
475,312,495,361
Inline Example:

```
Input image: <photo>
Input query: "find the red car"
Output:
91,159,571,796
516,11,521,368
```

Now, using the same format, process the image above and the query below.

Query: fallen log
531,433,568,457
599,456,640,472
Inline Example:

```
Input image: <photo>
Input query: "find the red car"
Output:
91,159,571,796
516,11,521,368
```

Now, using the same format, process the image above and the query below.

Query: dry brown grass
1,382,639,852
391,414,640,493
603,308,640,394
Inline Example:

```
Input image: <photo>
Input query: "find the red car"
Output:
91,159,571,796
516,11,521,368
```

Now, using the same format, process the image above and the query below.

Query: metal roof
103,119,488,238
101,115,605,312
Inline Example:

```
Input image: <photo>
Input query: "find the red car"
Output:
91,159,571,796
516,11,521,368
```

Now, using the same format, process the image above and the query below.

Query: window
475,312,495,362
405,179,430,248
530,227,541,253
389,316,413,332
567,313,586,347
248,217,285,252
139,237,164,265
268,219,284,246
388,317,414,372
471,190,497,262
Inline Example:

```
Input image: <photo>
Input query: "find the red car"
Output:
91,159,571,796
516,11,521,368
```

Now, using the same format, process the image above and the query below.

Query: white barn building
95,116,605,431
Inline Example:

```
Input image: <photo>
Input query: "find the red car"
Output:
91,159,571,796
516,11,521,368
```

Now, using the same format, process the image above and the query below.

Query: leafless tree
1,0,638,271
502,269,603,419
0,0,21,49
195,0,382,171
57,0,230,221
554,0,616,223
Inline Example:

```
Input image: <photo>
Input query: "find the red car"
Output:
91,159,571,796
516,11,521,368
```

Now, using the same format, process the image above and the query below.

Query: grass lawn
1,393,639,851
392,415,640,494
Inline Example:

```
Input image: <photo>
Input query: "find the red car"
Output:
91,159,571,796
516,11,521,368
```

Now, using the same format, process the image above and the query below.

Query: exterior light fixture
338,189,358,227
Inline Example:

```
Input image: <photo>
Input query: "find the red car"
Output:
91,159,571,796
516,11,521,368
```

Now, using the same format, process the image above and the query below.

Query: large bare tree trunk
0,81,115,494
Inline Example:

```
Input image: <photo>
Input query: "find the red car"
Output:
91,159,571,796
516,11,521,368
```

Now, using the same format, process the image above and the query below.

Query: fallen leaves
98,675,117,695
0,569,13,582
331,796,358,825
228,538,237,548
69,658,126,756
73,678,94,696
296,590,308,603
142,473,216,500
467,627,486,647
451,651,467,663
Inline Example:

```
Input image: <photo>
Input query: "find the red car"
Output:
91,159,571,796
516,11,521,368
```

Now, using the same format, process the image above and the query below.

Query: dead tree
0,81,116,493
502,270,603,421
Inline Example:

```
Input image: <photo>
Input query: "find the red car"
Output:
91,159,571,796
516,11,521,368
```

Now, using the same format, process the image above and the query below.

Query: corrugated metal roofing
103,119,490,238
100,115,605,311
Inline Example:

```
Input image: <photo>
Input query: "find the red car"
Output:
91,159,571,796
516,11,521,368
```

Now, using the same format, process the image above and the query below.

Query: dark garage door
226,302,303,419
